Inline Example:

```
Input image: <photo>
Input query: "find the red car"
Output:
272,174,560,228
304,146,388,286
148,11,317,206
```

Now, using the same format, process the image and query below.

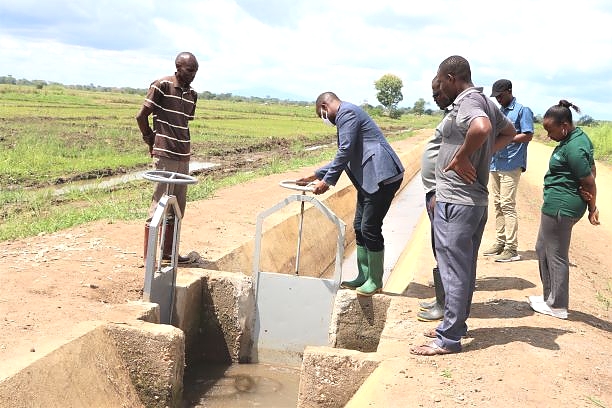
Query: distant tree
0,75,17,85
374,74,403,116
578,115,597,127
200,91,215,100
411,98,427,115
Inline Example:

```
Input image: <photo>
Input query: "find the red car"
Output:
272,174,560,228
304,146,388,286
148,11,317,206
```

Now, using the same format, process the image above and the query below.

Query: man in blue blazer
298,91,405,296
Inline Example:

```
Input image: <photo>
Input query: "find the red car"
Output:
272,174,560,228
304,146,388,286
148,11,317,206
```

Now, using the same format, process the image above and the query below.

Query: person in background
411,56,515,356
528,100,599,319
136,52,199,264
417,76,452,322
297,92,404,296
483,79,534,262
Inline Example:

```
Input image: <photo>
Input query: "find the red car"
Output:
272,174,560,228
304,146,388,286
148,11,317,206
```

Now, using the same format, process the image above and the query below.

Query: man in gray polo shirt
417,76,452,322
411,56,515,355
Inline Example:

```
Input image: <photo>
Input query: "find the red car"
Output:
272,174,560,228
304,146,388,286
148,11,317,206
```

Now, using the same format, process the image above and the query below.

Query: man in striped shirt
136,52,199,263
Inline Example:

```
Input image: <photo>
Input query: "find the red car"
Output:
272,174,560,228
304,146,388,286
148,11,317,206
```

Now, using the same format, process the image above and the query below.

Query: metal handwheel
278,179,316,193
143,170,198,186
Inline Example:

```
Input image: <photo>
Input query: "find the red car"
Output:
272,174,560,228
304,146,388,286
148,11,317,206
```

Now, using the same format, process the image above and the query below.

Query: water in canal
182,362,301,407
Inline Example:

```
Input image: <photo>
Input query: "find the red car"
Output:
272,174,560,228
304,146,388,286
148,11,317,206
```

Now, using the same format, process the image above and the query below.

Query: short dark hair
438,55,471,82
316,92,339,106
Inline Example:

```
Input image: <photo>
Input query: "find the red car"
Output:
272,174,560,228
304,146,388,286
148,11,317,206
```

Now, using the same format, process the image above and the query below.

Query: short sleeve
566,143,593,179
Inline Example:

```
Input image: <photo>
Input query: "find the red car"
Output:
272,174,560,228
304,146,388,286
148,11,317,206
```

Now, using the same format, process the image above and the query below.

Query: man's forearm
455,120,489,160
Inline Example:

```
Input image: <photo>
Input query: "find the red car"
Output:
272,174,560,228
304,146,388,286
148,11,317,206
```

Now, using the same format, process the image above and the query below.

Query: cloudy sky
1,0,612,119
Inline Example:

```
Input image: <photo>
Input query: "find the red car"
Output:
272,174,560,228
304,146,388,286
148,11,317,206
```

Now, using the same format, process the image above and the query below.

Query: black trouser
353,179,402,252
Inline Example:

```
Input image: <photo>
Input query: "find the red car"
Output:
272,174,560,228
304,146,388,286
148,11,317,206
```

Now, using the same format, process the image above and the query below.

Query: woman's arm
579,173,599,225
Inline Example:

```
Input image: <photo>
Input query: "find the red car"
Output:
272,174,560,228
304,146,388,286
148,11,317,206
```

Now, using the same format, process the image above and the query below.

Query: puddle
182,362,300,407
53,161,219,196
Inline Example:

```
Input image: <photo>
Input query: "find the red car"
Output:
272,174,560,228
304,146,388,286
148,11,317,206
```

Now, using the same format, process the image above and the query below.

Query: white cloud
1,0,611,119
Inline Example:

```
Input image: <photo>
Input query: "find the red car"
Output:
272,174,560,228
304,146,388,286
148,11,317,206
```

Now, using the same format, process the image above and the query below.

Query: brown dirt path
1,135,611,407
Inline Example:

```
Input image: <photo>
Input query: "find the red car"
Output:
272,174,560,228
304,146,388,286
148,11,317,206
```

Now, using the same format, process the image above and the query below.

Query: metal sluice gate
251,181,346,365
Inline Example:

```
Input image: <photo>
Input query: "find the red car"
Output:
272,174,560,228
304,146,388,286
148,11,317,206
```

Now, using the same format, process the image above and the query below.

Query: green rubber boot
356,249,384,296
417,268,445,321
419,267,440,310
341,245,369,289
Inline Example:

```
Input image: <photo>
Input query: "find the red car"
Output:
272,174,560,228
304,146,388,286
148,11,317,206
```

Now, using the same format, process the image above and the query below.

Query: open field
0,85,440,241
1,84,611,242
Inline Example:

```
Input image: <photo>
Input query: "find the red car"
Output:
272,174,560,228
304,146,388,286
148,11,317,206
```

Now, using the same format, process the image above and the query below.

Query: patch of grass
440,368,452,379
586,123,612,162
0,144,340,241
533,122,612,161
586,395,607,408
595,281,611,311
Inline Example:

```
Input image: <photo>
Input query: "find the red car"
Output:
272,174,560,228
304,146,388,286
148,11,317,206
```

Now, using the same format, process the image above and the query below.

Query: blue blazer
316,102,404,194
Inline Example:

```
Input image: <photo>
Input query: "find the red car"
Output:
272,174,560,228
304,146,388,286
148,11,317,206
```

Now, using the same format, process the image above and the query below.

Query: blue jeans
433,202,487,352
354,179,402,252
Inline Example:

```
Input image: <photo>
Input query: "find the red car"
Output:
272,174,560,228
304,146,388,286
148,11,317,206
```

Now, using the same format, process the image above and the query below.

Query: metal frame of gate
252,193,346,365
142,170,197,324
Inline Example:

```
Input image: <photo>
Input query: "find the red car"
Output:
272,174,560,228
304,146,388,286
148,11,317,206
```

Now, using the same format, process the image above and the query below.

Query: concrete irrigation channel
0,138,429,407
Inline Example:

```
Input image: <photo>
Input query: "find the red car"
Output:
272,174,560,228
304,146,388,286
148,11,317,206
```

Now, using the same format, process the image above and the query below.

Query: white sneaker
528,295,545,304
528,299,568,319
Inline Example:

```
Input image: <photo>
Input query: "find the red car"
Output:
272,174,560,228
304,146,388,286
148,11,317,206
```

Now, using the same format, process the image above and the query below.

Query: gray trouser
433,202,487,352
535,212,578,309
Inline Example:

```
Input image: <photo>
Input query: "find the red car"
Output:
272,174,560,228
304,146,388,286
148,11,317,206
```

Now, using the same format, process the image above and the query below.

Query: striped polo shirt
143,75,197,161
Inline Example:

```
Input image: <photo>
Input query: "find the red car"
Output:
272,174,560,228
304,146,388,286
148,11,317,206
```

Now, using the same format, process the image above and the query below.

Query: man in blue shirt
483,79,534,262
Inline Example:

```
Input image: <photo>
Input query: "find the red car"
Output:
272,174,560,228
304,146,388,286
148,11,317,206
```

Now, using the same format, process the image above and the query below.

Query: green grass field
1,84,610,242
0,84,440,241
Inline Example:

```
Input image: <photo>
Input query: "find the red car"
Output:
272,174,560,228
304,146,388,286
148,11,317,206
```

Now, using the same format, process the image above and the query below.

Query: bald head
176,52,197,67
174,51,198,88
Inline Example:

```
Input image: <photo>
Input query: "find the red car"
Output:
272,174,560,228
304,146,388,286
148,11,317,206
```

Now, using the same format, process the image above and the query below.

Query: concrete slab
0,321,185,408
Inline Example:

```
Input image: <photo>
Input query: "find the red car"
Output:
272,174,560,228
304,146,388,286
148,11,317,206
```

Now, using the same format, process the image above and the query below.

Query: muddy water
182,362,300,407
53,161,219,196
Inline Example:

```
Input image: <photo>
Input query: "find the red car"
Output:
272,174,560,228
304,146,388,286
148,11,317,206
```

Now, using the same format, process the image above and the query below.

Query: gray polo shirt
421,119,444,194
435,87,513,206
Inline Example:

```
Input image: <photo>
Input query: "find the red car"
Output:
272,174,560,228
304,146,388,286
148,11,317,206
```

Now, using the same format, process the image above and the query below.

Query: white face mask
320,108,334,127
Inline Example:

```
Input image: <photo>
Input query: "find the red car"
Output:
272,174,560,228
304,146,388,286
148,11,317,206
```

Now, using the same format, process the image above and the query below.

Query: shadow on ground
470,299,533,319
569,310,612,334
464,326,570,352
475,276,536,292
